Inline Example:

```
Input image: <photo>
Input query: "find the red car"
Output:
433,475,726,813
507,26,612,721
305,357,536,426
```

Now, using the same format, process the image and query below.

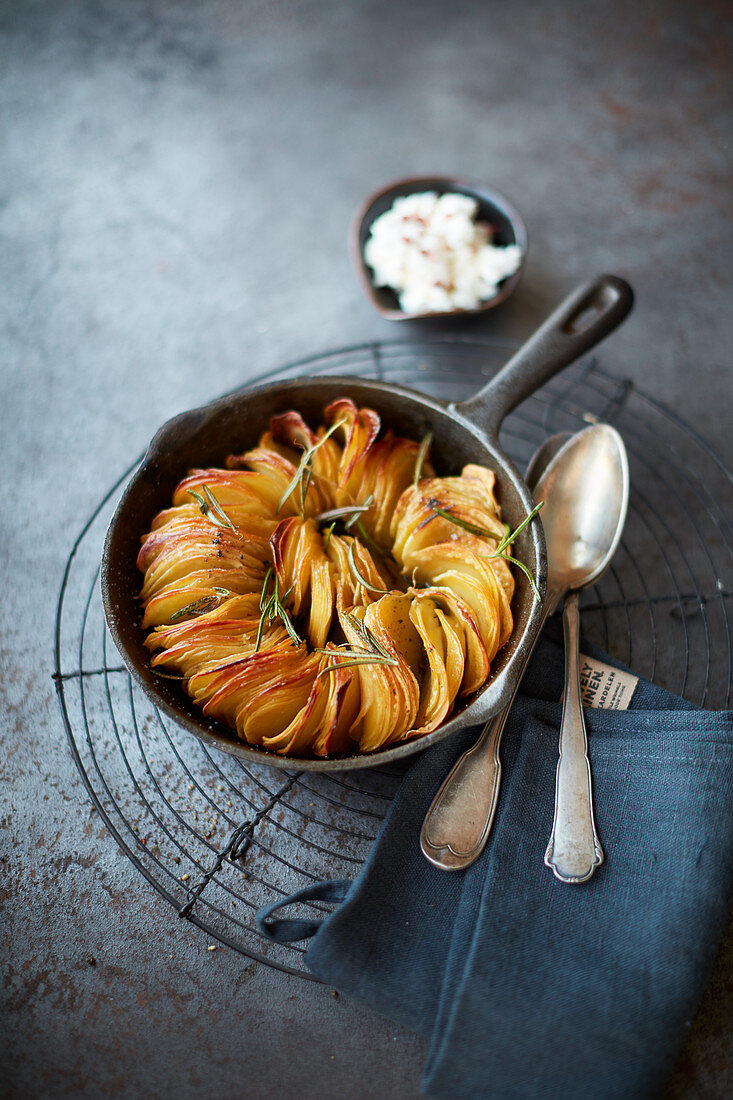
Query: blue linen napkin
257,631,733,1099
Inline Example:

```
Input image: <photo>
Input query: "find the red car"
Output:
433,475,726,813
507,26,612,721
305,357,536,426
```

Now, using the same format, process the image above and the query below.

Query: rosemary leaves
315,613,398,676
413,431,433,487
346,541,390,594
255,567,301,651
314,493,374,528
187,485,235,529
277,418,346,516
431,501,545,599
169,587,231,622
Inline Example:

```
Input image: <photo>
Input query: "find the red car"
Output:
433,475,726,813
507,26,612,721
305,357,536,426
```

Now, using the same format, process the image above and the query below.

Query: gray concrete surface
2,1,731,1097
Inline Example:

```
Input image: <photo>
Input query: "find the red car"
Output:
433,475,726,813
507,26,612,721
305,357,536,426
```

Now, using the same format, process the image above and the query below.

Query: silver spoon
543,425,629,883
420,426,627,873
420,432,570,871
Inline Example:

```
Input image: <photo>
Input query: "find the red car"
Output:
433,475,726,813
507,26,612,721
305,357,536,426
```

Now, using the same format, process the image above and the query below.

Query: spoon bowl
535,425,629,598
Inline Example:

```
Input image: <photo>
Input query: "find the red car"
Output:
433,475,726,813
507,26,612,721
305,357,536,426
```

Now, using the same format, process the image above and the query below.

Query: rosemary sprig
187,485,236,529
345,613,395,661
315,655,397,678
353,518,384,559
323,521,336,551
254,591,271,652
314,493,375,528
347,541,390,594
169,587,231,622
315,493,387,560
431,501,544,544
494,502,544,554
259,565,273,612
276,418,346,516
495,555,542,601
413,431,433,487
431,501,545,601
314,627,399,676
315,645,394,662
255,567,302,651
300,463,313,515
277,606,301,648
430,506,497,537
346,494,374,528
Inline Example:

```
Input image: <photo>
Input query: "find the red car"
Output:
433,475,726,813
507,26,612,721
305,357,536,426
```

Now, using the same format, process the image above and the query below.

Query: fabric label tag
578,654,639,710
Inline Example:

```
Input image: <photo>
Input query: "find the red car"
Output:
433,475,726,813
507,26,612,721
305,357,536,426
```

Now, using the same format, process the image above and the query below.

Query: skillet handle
453,274,634,438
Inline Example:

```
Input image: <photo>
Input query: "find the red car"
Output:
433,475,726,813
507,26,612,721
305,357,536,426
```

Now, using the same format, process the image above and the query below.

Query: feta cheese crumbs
207,945,217,952
364,191,522,314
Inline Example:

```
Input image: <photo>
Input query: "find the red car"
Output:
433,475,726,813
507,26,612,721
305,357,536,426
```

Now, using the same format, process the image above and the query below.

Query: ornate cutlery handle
420,708,510,871
420,597,557,872
545,591,604,883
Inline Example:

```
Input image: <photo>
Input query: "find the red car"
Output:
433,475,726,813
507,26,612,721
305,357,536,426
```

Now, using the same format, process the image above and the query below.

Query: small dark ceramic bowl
349,175,528,321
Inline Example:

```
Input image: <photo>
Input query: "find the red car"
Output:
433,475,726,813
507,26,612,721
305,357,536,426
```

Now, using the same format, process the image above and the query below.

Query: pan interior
102,375,545,771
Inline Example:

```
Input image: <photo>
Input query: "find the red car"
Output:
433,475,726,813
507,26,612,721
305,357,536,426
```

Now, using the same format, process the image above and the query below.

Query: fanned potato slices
354,434,429,547
146,594,263,672
261,651,360,757
339,604,421,752
409,543,513,664
175,468,296,520
412,586,489,697
271,517,335,648
325,398,381,502
138,399,530,757
191,640,316,736
392,471,508,569
325,533,393,608
138,509,269,627
409,596,464,734
233,445,331,517
269,412,343,491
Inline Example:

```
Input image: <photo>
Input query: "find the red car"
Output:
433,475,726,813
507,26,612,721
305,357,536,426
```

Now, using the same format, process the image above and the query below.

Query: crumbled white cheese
364,191,522,315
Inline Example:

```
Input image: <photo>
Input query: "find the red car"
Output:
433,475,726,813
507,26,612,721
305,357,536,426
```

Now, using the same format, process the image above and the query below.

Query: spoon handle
545,591,604,883
420,706,511,870
421,599,554,871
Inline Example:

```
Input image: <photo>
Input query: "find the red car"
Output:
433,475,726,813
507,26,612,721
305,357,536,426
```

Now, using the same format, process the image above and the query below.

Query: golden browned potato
138,401,521,756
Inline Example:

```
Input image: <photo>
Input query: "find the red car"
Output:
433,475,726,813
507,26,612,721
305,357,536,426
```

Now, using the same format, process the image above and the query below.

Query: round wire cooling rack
54,338,733,979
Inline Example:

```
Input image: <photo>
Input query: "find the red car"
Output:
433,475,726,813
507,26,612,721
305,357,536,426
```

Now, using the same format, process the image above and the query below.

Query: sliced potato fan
138,399,530,756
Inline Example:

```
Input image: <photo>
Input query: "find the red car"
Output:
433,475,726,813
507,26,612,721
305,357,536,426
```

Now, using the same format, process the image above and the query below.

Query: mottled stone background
2,1,731,1097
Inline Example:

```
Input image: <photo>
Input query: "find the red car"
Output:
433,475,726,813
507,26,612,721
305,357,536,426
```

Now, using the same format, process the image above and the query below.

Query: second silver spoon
542,425,629,883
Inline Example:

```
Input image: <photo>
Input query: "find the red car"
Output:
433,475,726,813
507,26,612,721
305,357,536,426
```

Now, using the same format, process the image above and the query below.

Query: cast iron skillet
102,274,633,772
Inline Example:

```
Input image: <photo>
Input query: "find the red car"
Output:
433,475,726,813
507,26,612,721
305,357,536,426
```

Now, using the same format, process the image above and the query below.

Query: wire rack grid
54,338,732,979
